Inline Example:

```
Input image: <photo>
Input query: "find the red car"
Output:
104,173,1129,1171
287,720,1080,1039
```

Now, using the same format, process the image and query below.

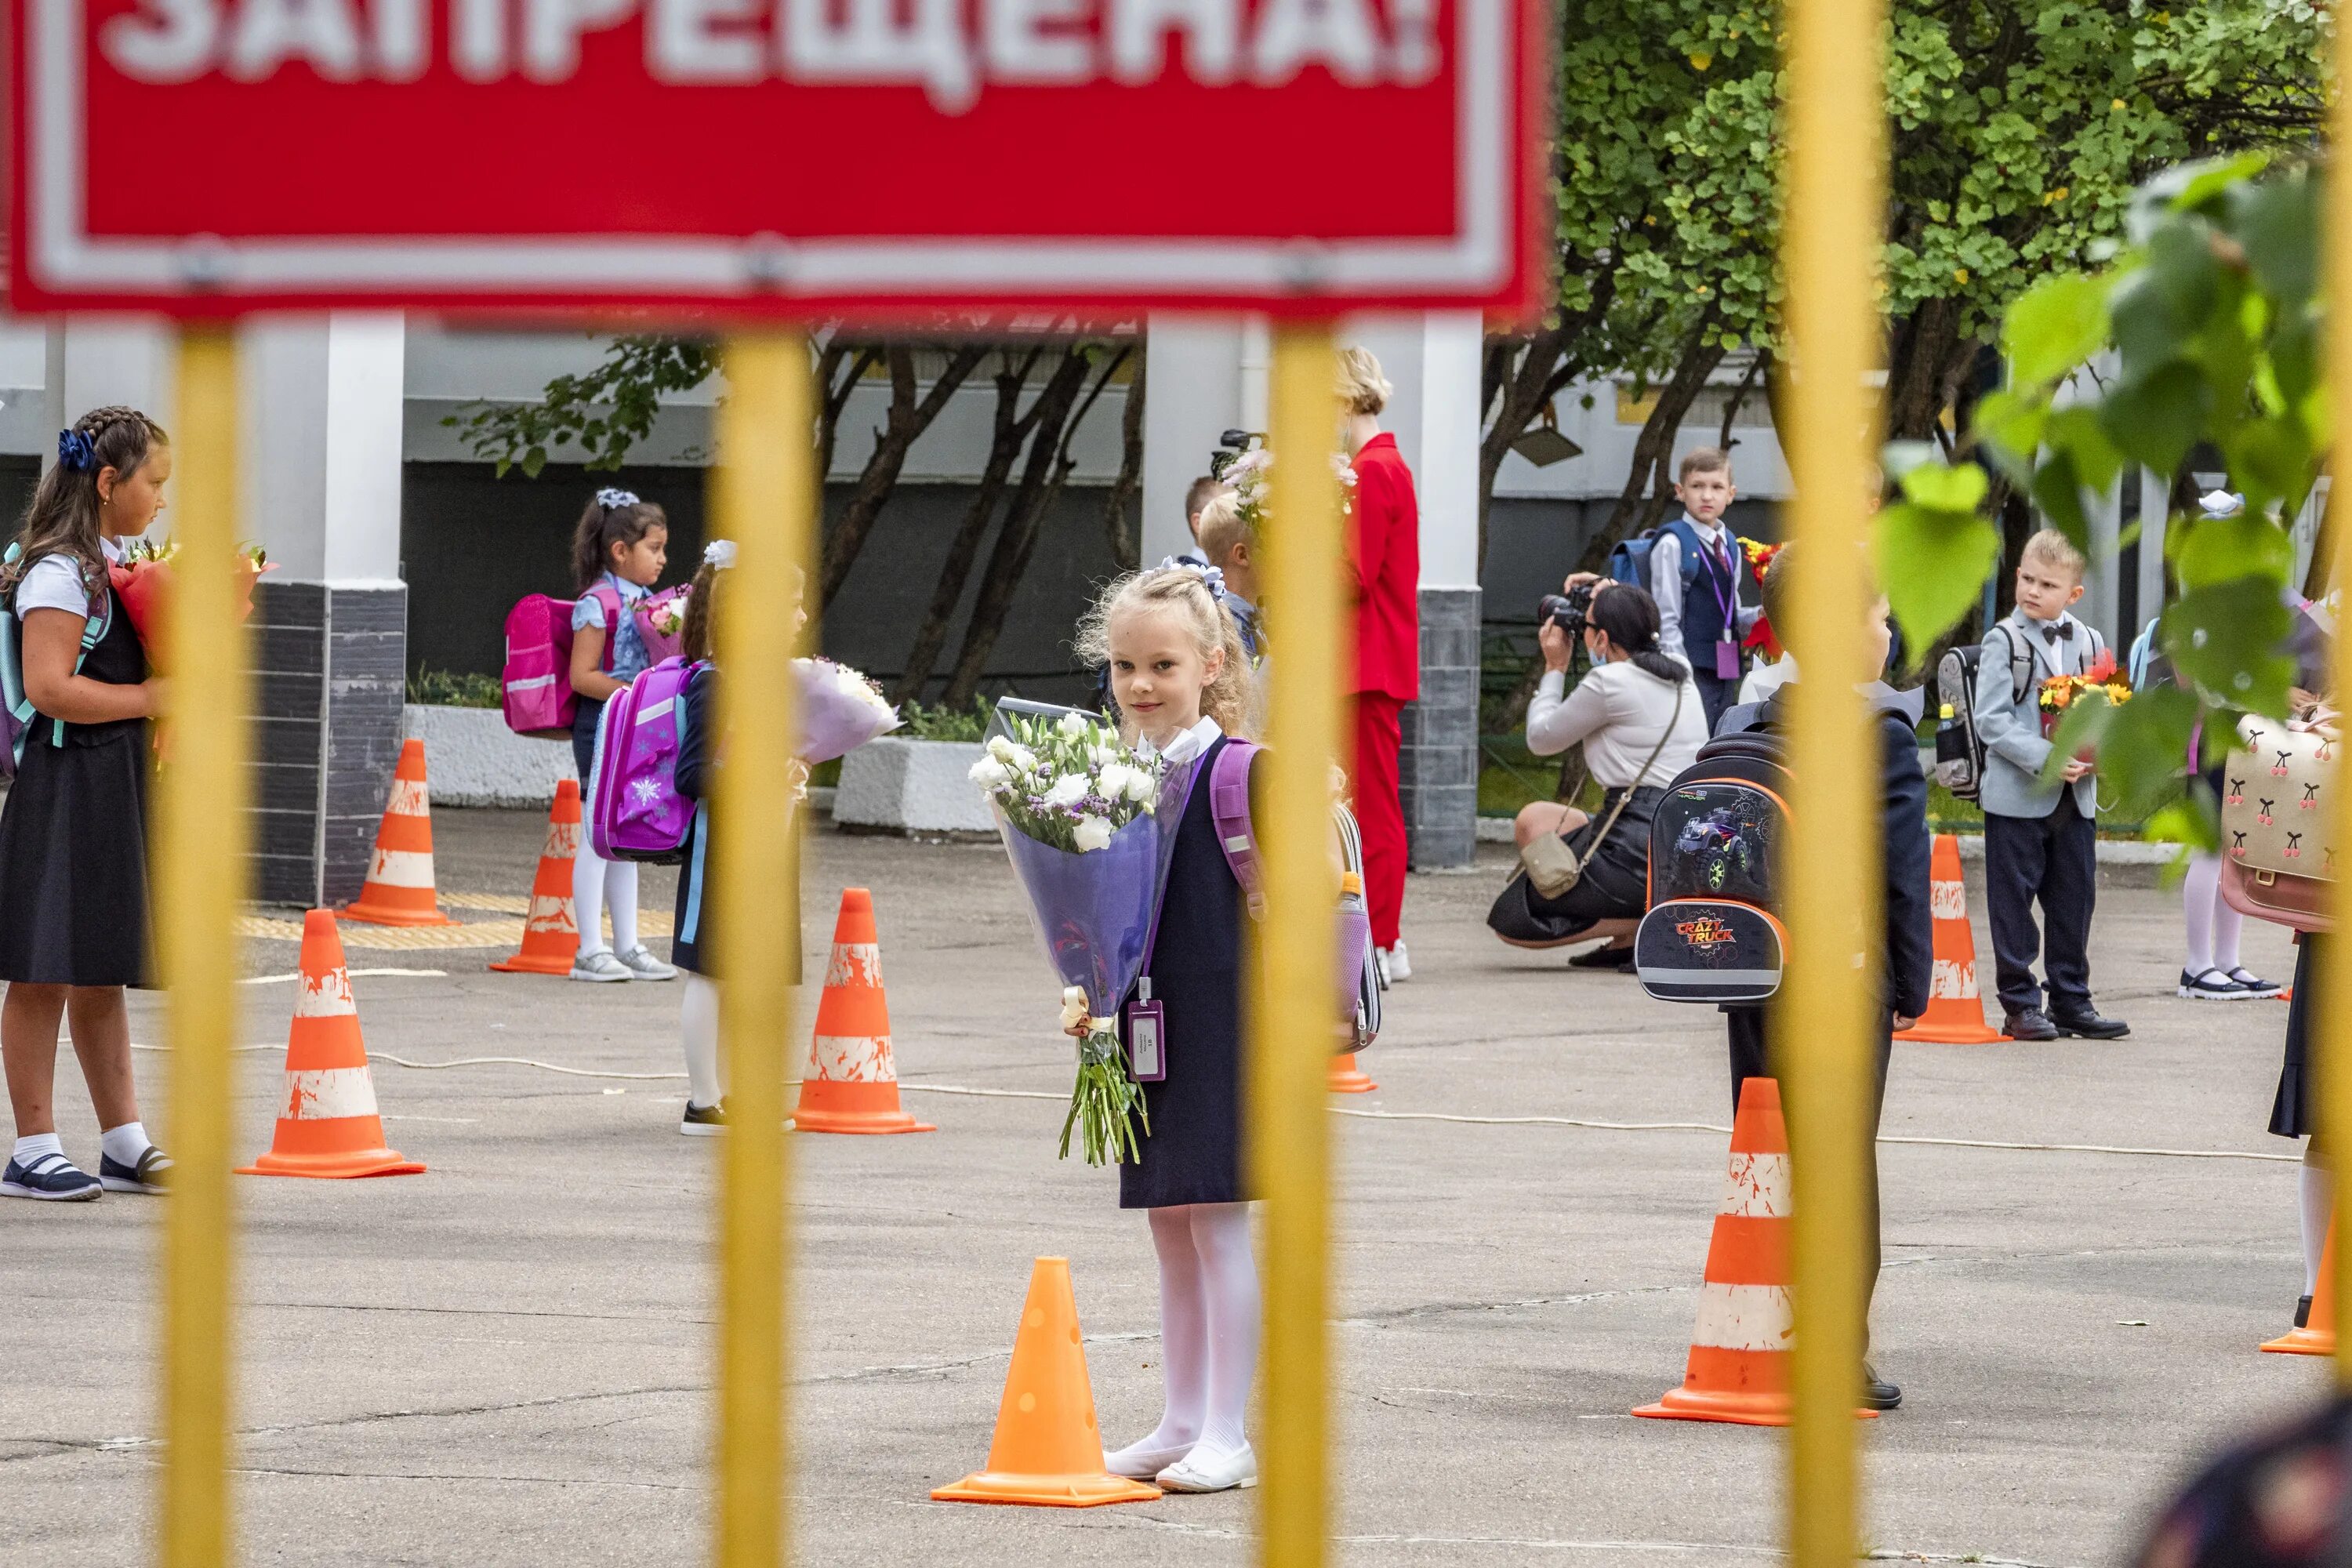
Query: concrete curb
403,703,574,808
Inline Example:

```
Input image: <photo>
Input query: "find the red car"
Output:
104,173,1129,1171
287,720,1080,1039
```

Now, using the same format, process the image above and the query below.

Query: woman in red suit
1338,348,1420,980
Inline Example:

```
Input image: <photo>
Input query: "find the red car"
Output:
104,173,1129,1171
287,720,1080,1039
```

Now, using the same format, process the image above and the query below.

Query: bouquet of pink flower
633,583,691,664
108,539,277,671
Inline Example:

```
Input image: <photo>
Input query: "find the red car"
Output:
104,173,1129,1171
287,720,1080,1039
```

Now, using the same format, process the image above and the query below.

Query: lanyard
1138,750,1207,977
1690,528,1737,632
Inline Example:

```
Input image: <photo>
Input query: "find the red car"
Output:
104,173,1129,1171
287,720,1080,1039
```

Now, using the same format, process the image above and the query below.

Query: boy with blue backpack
1611,448,1758,734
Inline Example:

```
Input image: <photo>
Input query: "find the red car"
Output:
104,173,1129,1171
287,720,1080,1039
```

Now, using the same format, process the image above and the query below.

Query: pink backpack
589,655,706,862
502,583,623,738
1205,741,1380,1048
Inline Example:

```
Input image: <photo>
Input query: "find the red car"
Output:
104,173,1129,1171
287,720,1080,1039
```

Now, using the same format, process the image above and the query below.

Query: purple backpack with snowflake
589,655,706,863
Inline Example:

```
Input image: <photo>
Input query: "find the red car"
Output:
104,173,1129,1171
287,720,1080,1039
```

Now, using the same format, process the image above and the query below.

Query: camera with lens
1209,428,1265,481
1538,583,1595,639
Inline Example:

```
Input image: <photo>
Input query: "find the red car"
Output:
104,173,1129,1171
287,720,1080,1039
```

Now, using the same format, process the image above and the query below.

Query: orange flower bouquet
109,541,277,670
2038,648,2131,742
1738,536,1786,659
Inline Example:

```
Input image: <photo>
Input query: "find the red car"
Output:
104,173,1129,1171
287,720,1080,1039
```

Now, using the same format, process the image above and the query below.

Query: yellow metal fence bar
711,333,811,1567
2325,24,2352,1394
1252,325,1343,1568
1777,0,1889,1562
158,325,248,1568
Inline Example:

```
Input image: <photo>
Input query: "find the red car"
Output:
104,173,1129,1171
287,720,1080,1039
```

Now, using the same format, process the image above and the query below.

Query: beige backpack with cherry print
2220,713,2336,932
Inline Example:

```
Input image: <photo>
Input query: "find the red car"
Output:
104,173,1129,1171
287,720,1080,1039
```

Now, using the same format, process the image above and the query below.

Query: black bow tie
2042,622,2073,644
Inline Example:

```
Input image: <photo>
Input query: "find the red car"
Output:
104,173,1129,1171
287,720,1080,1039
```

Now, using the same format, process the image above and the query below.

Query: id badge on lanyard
1715,636,1741,682
1127,978,1167,1082
1700,535,1741,681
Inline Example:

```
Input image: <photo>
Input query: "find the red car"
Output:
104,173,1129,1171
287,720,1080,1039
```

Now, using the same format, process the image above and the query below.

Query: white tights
681,973,725,1110
572,843,640,958
1109,1203,1258,1468
2182,852,2243,978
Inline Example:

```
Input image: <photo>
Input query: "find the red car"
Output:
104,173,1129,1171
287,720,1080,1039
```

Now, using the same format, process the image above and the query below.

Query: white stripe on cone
367,848,437,889
1929,879,1966,920
825,942,884,989
283,1067,383,1121
388,779,430,815
1691,1282,1795,1352
524,894,578,937
1719,1152,1792,1218
809,1033,897,1083
545,821,580,858
1929,956,1981,1001
296,967,357,1018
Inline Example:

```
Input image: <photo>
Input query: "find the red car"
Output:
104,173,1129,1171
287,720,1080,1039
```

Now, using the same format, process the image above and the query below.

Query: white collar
1683,515,1724,539
1138,714,1223,766
101,535,127,564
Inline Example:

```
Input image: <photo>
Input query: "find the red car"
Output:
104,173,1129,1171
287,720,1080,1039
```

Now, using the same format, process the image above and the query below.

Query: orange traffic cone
238,910,426,1180
931,1258,1162,1508
2263,1221,2336,1355
340,739,456,927
490,780,583,975
1634,1077,1875,1426
792,888,935,1135
1329,1053,1377,1093
1895,834,2009,1044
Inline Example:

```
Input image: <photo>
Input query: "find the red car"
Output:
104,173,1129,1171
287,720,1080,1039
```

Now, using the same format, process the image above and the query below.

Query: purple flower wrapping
795,658,901,764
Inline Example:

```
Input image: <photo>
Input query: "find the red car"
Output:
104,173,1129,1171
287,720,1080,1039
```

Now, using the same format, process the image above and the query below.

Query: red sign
14,0,1545,316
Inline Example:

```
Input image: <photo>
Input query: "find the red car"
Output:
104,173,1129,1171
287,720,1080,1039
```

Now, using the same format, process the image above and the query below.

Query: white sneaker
571,949,632,983
617,946,677,982
1380,940,1411,982
1156,1442,1256,1493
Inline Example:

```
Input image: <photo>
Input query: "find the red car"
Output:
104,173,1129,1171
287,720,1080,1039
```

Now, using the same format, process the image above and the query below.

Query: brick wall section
1399,586,1480,870
250,580,406,907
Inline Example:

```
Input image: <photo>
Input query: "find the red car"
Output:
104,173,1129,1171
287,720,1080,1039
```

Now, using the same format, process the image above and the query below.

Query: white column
1139,317,1245,564
321,314,407,583
2136,468,2169,631
1407,311,1483,591
2084,476,2121,644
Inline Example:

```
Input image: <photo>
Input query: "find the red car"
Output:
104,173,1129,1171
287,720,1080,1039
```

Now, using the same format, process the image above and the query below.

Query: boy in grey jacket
1970,531,2129,1040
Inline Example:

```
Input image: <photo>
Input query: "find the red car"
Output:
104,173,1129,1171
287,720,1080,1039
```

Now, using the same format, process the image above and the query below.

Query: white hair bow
1153,557,1226,597
703,539,738,570
596,487,641,510
2198,490,2245,520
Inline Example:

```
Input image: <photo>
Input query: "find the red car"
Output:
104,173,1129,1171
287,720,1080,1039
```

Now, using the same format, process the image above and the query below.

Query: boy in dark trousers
1649,447,1759,733
1970,530,2129,1041
1718,546,1934,1409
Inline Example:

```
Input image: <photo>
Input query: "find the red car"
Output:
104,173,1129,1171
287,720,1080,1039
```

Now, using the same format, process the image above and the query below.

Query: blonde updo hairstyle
1076,566,1254,741
1334,347,1392,417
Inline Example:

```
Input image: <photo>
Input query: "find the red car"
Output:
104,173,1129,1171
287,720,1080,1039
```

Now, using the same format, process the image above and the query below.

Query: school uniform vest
1670,519,1742,669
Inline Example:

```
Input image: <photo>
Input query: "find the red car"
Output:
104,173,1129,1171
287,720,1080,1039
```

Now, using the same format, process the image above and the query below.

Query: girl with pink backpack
565,488,677,984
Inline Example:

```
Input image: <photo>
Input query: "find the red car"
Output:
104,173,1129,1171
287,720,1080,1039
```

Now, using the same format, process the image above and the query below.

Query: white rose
1097,761,1134,801
968,757,1008,789
987,735,1016,762
1123,769,1156,802
1073,815,1113,852
1011,746,1038,774
1060,985,1092,1032
1058,711,1089,739
1044,773,1090,808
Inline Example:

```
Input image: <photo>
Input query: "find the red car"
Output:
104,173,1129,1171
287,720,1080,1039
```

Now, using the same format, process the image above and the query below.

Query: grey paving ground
0,808,2328,1567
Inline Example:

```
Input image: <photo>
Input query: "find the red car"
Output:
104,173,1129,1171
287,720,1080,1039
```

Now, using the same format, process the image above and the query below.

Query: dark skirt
2273,935,2320,1141
0,728,151,986
572,695,606,782
1120,735,1248,1210
1487,786,1663,945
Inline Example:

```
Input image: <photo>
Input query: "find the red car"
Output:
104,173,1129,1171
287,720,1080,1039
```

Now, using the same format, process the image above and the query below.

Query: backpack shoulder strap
1991,622,2033,706
1208,739,1265,917
586,580,626,672
1661,517,1708,581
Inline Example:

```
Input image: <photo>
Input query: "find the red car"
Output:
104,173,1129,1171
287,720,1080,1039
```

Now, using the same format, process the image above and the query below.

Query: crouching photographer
1487,577,1708,967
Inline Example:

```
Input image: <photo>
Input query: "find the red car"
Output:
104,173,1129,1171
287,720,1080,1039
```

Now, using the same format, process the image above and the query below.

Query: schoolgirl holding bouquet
567,488,677,985
1071,564,1261,1494
0,409,172,1200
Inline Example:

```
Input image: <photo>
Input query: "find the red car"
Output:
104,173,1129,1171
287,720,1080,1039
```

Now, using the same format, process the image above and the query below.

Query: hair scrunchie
703,539,737,570
56,429,96,474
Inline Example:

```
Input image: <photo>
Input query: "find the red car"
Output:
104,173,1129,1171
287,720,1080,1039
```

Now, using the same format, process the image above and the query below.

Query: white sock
606,860,641,955
13,1131,63,1167
2183,854,2220,975
572,842,611,957
2303,1159,2334,1296
1189,1202,1259,1458
100,1122,151,1166
681,974,725,1109
1109,1205,1206,1464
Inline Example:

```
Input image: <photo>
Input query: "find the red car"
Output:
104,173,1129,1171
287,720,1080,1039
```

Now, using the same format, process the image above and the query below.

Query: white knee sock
2183,853,2220,975
1189,1202,1259,1458
2303,1158,2334,1295
1109,1206,1206,1464
573,844,611,957
605,860,641,955
681,974,724,1109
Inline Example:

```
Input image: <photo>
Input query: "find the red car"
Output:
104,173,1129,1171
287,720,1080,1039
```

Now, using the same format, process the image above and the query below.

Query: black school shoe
1863,1363,1902,1411
2228,967,2285,1000
100,1145,172,1194
2003,1008,2060,1042
2050,1005,2130,1040
1569,942,1636,971
680,1100,728,1137
2,1151,101,1200
2297,1294,2316,1330
2179,968,2250,1001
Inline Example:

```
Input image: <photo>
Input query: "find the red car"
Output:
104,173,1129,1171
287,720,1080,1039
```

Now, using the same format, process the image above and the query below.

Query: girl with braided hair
0,408,172,1201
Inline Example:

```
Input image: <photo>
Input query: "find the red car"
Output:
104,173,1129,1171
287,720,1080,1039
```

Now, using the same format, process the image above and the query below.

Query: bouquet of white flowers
973,705,1185,1165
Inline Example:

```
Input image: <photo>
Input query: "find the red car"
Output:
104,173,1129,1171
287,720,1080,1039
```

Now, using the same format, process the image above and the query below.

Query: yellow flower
1688,50,1712,70
1953,267,1970,285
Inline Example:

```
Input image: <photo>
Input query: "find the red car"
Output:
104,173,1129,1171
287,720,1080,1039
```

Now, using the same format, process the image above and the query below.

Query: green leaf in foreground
2002,273,2112,388
1875,500,2000,660
2164,577,2294,717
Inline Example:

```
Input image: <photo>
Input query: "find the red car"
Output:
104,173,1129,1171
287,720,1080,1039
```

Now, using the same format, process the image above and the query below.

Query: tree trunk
814,342,884,491
1103,349,1145,573
891,350,1044,706
1884,299,1967,445
939,348,1098,709
1474,266,1618,574
818,343,986,608
1574,318,1727,576
1717,350,1767,454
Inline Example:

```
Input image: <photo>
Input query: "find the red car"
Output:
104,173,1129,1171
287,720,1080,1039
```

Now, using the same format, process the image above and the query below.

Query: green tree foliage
443,336,713,476
1883,156,2325,840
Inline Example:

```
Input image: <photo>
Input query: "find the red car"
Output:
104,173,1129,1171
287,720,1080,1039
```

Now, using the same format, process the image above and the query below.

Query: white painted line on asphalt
241,968,450,985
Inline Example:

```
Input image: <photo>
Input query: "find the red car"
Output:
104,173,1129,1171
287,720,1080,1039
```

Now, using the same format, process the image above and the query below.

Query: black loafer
1569,942,1635,971
2003,1008,2059,1042
2051,1007,2130,1040
1862,1363,1902,1411
2297,1294,2315,1330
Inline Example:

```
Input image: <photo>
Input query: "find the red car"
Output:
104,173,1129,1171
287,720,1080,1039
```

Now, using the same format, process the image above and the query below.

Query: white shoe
617,945,677,981
1379,941,1411,982
1156,1442,1256,1494
571,949,632,982
1103,1439,1195,1480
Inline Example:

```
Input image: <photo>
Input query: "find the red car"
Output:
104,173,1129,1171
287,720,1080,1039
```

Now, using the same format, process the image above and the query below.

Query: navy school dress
1117,733,1252,1210
670,664,801,986
0,565,150,986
